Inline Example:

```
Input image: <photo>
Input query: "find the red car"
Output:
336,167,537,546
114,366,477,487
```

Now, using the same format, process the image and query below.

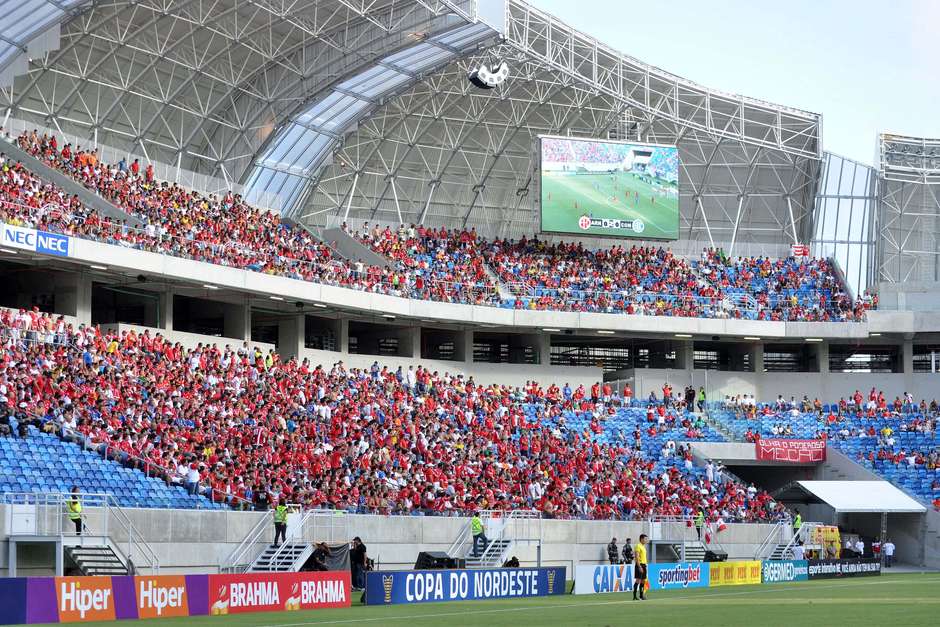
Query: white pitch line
255,575,940,627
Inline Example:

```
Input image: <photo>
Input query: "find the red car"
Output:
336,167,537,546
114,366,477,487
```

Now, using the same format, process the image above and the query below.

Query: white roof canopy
796,481,926,514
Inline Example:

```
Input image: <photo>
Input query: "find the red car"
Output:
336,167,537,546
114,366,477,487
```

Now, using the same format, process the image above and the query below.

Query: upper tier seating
1,130,873,321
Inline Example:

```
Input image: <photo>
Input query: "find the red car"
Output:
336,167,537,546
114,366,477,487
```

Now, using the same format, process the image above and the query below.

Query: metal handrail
753,520,788,559
1,491,159,573
221,512,270,573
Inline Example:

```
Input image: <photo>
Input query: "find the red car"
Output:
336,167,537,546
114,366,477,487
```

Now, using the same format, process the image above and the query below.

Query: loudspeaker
704,550,728,562
414,551,463,570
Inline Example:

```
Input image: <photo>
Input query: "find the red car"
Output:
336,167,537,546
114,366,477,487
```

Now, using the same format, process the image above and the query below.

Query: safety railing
448,509,541,566
1,491,160,573
753,520,790,560
220,507,351,573
220,512,270,574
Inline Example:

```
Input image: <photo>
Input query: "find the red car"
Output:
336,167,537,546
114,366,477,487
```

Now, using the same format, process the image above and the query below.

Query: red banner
755,439,826,463
207,572,351,616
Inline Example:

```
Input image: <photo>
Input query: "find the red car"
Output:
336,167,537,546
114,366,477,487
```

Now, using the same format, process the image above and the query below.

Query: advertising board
363,567,566,605
646,562,709,590
807,559,882,579
709,560,762,586
573,563,633,595
761,560,809,584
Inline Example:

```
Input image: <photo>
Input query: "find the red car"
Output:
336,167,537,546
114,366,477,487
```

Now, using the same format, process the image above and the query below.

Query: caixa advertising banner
807,559,882,579
363,567,566,605
573,563,634,595
646,562,709,590
0,572,349,624
761,560,809,584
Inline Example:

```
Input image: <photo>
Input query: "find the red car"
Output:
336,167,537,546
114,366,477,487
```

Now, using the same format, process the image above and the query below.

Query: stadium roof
1,0,822,250
781,481,926,514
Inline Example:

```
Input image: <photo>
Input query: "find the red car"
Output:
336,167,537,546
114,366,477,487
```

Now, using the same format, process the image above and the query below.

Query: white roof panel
796,481,926,514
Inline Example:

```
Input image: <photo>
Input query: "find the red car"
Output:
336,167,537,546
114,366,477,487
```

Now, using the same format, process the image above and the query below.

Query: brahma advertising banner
363,567,566,605
573,563,633,595
646,562,709,590
761,560,809,584
807,559,882,579
207,572,350,615
755,439,826,463
0,572,349,624
709,560,762,586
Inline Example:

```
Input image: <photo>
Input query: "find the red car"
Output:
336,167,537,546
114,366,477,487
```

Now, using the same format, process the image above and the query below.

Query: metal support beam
728,194,745,257
785,195,799,244
696,196,715,250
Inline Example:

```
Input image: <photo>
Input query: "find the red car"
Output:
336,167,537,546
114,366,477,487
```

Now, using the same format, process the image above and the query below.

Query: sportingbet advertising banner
709,560,762,586
573,563,634,595
364,567,566,605
0,572,348,624
761,560,809,584
807,559,882,579
538,135,680,240
646,562,709,590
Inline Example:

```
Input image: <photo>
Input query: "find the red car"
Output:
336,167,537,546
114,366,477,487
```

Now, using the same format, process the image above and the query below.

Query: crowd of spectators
347,223,499,305
2,130,870,321
0,308,784,523
712,388,940,509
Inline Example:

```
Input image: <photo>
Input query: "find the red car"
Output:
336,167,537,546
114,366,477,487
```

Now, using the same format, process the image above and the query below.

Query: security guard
66,486,83,535
273,500,288,547
793,509,803,537
695,510,705,540
471,512,488,557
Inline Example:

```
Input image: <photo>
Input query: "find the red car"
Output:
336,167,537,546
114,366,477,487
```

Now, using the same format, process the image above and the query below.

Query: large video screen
539,136,680,240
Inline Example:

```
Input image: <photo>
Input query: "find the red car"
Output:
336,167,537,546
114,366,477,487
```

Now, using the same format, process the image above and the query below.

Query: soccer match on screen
1,0,939,626
539,136,680,239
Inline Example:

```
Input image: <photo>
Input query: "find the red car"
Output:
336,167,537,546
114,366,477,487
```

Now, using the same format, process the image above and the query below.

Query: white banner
573,563,634,595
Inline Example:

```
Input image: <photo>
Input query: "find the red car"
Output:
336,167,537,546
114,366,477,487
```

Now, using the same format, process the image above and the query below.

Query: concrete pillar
278,314,304,360
535,333,551,366
675,340,695,370
902,339,914,374
224,301,251,341
335,318,349,354
750,343,765,373
73,273,92,326
815,342,829,373
400,326,420,358
159,289,174,331
459,329,474,363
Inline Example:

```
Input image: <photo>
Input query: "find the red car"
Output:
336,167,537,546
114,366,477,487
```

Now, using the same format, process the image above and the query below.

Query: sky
530,0,940,165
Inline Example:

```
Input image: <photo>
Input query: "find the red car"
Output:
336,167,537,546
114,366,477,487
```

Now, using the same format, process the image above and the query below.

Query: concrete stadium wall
0,507,777,577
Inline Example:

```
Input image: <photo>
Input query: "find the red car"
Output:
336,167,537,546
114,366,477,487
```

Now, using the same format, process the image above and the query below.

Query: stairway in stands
671,541,707,562
65,545,129,576
248,543,314,572
465,539,513,568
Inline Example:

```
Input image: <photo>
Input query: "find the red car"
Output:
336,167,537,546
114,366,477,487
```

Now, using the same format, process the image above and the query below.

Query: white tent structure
793,481,926,515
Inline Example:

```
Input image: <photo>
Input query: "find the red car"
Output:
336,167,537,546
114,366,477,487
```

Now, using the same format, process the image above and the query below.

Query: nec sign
2,224,71,257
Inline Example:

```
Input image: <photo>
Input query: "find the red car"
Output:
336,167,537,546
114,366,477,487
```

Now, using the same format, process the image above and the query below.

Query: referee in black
633,534,648,600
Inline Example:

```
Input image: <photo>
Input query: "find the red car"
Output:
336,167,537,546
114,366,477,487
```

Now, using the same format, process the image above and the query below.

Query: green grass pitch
541,171,679,240
28,573,940,627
